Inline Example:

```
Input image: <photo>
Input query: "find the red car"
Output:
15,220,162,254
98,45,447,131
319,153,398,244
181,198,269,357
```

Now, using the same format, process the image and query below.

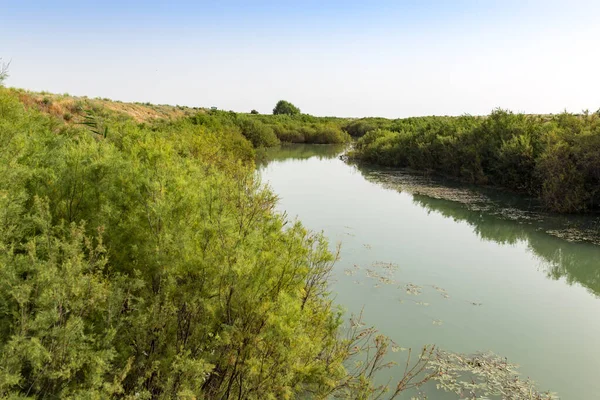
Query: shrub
0,58,9,86
351,110,600,213
236,117,280,147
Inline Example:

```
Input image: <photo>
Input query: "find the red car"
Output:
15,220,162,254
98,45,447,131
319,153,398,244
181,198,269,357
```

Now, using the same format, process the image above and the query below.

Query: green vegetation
0,59,8,85
0,87,367,399
193,110,351,146
273,99,300,116
8,90,351,147
348,110,600,213
0,83,556,398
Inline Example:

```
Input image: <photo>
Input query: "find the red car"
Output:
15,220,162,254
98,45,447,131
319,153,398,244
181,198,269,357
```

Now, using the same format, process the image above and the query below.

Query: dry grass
11,89,204,123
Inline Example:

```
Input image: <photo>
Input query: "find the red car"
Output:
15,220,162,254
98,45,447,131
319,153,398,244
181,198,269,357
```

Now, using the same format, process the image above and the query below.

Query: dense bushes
0,88,356,399
343,118,392,137
350,110,600,213
191,110,351,146
235,116,280,147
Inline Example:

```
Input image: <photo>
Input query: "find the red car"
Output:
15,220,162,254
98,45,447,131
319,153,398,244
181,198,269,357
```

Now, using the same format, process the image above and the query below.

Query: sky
2,0,600,118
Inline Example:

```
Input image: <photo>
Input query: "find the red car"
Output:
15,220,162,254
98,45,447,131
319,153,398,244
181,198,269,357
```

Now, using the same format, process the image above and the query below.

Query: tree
250,109,259,114
273,100,300,115
0,58,9,86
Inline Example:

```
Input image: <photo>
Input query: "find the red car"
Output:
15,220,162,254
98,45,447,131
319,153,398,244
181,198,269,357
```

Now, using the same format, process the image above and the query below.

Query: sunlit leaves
351,110,600,213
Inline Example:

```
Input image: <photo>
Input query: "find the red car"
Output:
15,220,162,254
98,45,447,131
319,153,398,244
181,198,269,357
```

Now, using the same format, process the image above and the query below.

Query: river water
258,144,600,400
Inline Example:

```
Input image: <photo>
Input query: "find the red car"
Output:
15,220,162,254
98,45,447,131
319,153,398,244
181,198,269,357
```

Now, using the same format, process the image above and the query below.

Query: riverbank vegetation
347,109,600,213
7,89,351,147
0,86,381,398
0,84,555,398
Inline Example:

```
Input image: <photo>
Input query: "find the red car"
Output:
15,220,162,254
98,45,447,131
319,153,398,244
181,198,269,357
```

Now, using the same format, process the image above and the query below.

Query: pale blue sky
3,1,599,117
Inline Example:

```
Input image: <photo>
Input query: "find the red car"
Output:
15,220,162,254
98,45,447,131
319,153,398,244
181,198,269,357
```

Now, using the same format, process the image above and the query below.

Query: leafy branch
81,110,108,138
0,58,10,86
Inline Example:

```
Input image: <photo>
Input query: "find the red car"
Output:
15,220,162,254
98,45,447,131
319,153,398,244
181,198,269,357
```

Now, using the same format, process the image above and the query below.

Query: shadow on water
351,163,600,298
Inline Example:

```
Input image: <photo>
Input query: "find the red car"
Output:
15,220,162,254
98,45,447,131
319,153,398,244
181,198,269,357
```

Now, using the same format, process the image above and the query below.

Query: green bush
351,110,600,213
0,88,356,399
235,116,280,147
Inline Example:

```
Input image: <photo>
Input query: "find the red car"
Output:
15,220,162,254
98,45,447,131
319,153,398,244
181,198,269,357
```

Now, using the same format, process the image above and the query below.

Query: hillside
9,88,204,123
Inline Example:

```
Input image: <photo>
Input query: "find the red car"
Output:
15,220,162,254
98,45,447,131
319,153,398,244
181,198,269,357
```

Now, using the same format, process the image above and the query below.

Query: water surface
259,144,600,400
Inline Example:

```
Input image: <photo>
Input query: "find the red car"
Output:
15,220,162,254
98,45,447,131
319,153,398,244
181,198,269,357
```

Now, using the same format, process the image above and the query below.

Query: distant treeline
346,110,600,213
193,110,351,147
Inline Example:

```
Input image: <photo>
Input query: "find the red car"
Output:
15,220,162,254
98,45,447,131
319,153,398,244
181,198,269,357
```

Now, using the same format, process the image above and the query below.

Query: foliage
235,115,280,147
273,100,300,116
343,118,392,138
0,86,554,399
0,58,8,86
81,109,109,138
0,87,346,398
192,109,351,146
350,110,600,213
250,109,259,114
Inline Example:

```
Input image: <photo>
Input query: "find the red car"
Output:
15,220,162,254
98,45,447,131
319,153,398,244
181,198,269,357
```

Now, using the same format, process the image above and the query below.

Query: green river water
259,144,600,400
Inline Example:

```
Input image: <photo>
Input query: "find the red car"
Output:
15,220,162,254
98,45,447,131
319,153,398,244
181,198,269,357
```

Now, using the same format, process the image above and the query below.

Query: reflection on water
257,143,347,166
259,144,600,400
352,164,600,298
413,194,600,297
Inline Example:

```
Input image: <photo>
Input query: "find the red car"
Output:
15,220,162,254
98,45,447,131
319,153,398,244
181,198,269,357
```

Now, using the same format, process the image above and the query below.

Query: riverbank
346,109,600,213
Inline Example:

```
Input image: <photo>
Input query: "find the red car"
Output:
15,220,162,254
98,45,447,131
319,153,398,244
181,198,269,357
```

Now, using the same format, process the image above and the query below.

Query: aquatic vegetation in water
428,351,559,399
546,227,600,245
432,319,444,326
430,285,450,299
378,276,396,285
366,269,380,278
363,261,399,288
344,264,361,276
373,260,399,272
405,283,423,295
354,164,600,245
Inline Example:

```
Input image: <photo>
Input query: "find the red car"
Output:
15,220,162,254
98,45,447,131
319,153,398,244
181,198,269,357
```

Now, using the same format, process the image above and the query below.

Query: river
258,144,600,400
